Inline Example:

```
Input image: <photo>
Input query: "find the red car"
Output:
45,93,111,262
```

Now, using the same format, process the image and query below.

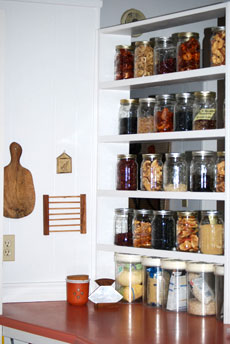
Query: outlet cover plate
3,234,15,261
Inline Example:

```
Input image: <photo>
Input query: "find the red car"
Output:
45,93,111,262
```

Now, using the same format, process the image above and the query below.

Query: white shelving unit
97,2,230,324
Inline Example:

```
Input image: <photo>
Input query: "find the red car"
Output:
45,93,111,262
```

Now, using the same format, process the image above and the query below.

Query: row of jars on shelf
119,91,222,135
114,208,224,255
115,253,224,320
114,27,225,80
116,151,225,192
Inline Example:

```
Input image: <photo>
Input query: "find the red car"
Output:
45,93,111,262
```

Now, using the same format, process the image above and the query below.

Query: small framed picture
57,152,72,173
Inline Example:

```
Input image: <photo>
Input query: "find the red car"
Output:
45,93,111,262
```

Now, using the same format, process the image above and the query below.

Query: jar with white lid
161,259,187,312
115,253,143,303
214,265,224,321
137,98,155,133
114,208,134,246
141,256,162,307
163,153,188,192
187,262,215,316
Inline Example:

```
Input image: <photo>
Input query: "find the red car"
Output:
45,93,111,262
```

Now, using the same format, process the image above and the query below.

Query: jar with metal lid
116,154,138,191
154,37,176,74
176,211,199,252
115,253,143,303
141,154,163,191
199,210,224,255
133,209,153,248
163,153,188,192
141,256,162,307
154,94,175,132
114,45,134,80
193,91,216,130
161,259,187,312
216,151,225,192
190,151,216,192
134,41,154,77
210,27,225,66
214,265,224,321
152,210,176,250
137,98,155,133
114,208,134,246
187,262,215,316
118,99,138,135
177,32,200,71
174,92,194,131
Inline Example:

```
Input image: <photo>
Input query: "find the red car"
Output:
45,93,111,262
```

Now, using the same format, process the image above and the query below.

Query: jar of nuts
114,45,134,80
137,98,155,133
118,98,139,135
116,154,138,191
133,209,153,248
141,154,163,191
193,91,217,130
176,211,199,252
210,26,225,66
154,94,175,132
216,151,225,192
176,32,200,71
154,36,176,74
134,41,154,77
163,153,188,192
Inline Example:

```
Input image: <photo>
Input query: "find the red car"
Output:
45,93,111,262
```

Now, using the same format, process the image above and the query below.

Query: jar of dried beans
154,94,175,132
134,41,154,77
154,37,176,74
133,209,153,248
137,98,155,133
163,153,188,192
190,151,216,192
210,26,225,66
193,91,216,130
118,99,138,135
116,154,138,190
174,92,194,131
114,208,134,246
114,45,134,80
216,151,225,192
141,154,163,191
176,211,199,252
152,210,176,250
177,32,200,71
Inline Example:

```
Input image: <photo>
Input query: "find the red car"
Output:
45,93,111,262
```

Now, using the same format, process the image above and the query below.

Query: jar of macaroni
141,256,162,307
133,209,153,248
193,91,216,130
116,154,138,190
163,153,188,192
176,211,199,252
137,98,155,133
210,27,225,66
214,264,224,321
134,41,154,77
141,154,163,191
177,32,200,71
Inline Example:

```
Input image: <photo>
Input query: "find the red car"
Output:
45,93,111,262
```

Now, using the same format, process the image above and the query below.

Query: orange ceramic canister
66,275,89,306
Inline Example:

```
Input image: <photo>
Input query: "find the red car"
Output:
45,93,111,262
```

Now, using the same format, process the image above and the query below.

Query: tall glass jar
116,154,138,190
193,91,217,130
137,98,155,133
177,32,200,71
152,210,176,250
118,99,138,135
199,210,224,255
176,211,199,252
210,27,225,66
163,153,188,192
141,256,162,307
154,94,175,132
190,151,216,192
114,208,134,246
216,151,225,192
174,92,194,131
214,264,224,321
114,45,134,80
154,37,176,74
141,153,163,191
134,41,154,77
133,209,153,248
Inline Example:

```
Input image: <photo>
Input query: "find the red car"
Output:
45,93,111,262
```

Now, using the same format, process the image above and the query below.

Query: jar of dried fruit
137,98,155,133
154,37,176,74
210,26,225,66
116,154,138,190
133,209,153,248
193,91,216,130
190,151,216,192
163,153,188,192
154,94,175,132
118,98,139,135
174,92,194,131
141,153,163,191
134,41,154,77
216,151,225,192
176,211,199,252
176,32,200,71
114,45,134,80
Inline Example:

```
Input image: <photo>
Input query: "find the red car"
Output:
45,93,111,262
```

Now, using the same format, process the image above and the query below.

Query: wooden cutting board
4,142,35,218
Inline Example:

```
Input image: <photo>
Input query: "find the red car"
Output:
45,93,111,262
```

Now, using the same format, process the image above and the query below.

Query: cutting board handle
10,142,22,164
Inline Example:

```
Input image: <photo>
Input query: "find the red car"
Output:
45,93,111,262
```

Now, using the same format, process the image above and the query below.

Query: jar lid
116,45,132,50
115,208,135,215
177,211,198,217
165,152,185,158
156,94,175,101
214,264,224,276
135,209,153,215
176,92,194,100
217,151,225,157
161,259,186,270
194,91,216,99
192,150,215,157
155,36,173,44
120,98,139,105
177,32,199,39
154,210,174,216
186,262,214,273
139,97,155,103
201,210,220,216
115,253,141,263
135,40,150,46
210,26,225,33
117,154,137,159
142,153,162,159
141,256,161,267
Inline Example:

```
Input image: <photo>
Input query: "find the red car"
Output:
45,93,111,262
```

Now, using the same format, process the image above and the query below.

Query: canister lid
192,150,215,157
135,40,150,46
155,36,173,44
177,32,199,39
117,154,137,159
194,91,216,99
116,45,132,50
217,151,225,157
115,253,141,263
214,264,224,276
115,208,135,215
186,262,214,273
161,259,186,270
201,210,220,216
139,97,155,103
141,256,161,267
120,98,139,105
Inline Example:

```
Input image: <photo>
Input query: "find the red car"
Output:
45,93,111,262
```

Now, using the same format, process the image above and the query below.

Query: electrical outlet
3,234,15,261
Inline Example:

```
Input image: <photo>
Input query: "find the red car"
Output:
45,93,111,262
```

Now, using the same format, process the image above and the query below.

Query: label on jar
166,272,187,311
194,108,216,121
189,276,214,304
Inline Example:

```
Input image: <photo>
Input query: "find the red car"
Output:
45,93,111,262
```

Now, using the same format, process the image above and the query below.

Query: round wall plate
120,9,146,37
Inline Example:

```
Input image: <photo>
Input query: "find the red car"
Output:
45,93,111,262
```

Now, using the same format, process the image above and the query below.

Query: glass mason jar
199,210,224,255
152,210,176,250
174,92,194,131
133,209,153,248
210,26,225,66
116,154,138,191
114,45,134,80
114,208,134,246
214,264,224,321
141,256,162,307
154,36,176,74
118,98,138,135
176,211,199,252
190,151,216,192
216,151,225,192
193,91,217,130
163,153,188,192
187,262,215,316
177,32,200,71
137,97,155,133
115,253,143,303
141,153,163,191
154,94,175,132
134,41,154,77
161,259,187,312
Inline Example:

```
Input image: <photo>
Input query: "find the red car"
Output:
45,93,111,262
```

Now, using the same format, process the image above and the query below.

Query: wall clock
120,9,146,37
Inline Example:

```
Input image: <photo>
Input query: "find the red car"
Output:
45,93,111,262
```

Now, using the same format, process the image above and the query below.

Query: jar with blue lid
141,256,162,307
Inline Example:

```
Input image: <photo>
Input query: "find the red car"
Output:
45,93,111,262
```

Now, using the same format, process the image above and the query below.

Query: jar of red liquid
177,32,200,71
114,208,134,246
154,94,175,132
154,37,176,74
114,45,134,80
116,154,138,190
